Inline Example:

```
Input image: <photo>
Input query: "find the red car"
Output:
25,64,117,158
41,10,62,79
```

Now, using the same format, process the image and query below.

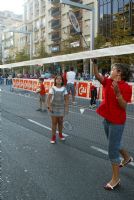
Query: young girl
92,59,133,190
47,75,69,144
36,77,46,112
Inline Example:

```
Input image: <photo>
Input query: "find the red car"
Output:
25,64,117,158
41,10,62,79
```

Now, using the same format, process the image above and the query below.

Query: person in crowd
43,70,51,79
36,77,46,112
92,58,133,190
89,76,100,108
62,69,68,86
76,72,82,80
66,66,76,104
89,82,97,108
47,75,69,144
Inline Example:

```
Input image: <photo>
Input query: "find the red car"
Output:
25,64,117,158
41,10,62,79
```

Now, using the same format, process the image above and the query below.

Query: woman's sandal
104,179,120,190
119,157,133,168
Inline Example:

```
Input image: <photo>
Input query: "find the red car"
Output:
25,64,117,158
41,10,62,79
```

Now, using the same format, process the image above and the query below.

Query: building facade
98,0,134,38
23,0,98,57
0,11,22,63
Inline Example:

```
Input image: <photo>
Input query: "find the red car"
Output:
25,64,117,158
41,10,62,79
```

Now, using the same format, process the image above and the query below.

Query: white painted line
28,119,51,130
127,116,134,120
91,146,134,167
91,146,108,155
2,90,134,120
27,119,68,137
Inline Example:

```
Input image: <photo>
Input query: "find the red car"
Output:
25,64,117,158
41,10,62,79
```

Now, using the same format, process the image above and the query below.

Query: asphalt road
1,85,134,200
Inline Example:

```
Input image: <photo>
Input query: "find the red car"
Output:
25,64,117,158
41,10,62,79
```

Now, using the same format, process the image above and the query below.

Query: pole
1,36,5,74
90,6,95,78
60,0,94,77
29,33,32,60
29,32,33,74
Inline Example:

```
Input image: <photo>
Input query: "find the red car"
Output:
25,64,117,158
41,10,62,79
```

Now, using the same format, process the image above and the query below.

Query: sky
0,0,24,15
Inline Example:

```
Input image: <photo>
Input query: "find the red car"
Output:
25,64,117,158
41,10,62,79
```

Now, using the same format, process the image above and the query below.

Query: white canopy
0,44,134,69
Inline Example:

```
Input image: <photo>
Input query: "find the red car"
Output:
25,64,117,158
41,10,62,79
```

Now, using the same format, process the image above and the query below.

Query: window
124,0,130,4
99,0,104,6
113,0,119,14
100,4,104,19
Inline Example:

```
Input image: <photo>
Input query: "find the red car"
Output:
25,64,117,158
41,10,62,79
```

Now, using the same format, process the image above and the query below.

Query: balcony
51,0,60,7
51,45,60,52
74,10,82,20
71,0,82,2
70,25,81,35
40,23,45,29
51,7,61,17
70,26,77,35
51,32,61,41
34,27,39,31
40,36,45,41
34,37,39,43
51,19,61,29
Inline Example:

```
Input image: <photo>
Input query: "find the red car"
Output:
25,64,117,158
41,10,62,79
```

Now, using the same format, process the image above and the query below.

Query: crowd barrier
12,78,134,103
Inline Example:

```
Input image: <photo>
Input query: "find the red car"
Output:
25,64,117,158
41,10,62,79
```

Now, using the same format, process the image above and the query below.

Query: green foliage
110,14,133,46
34,43,49,59
111,54,134,64
15,49,30,62
5,55,15,64
109,14,134,63
59,34,84,67
94,34,107,49
95,13,134,67
60,34,84,55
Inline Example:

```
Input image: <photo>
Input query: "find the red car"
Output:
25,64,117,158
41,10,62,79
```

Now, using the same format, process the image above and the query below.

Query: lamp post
59,0,95,77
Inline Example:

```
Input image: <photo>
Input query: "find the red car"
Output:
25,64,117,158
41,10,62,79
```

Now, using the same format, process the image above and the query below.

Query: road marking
2,90,134,120
91,146,108,155
127,116,134,120
91,146,134,167
27,119,68,137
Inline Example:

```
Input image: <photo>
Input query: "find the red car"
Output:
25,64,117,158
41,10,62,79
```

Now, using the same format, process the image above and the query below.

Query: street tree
15,49,30,62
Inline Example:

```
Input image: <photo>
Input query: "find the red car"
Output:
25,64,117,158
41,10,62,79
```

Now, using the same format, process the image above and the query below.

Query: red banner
12,78,134,102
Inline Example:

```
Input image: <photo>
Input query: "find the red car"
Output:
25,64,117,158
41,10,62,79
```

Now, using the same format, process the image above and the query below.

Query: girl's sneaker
59,133,65,141
50,135,56,144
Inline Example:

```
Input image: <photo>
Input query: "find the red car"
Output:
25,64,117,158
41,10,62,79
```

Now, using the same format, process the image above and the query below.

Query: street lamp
60,0,94,47
52,0,95,77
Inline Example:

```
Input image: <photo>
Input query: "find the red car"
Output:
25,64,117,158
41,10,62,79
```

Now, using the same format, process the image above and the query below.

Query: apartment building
23,0,98,57
0,11,22,63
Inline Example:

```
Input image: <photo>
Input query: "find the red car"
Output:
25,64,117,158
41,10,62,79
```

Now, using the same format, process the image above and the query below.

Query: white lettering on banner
79,84,87,95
